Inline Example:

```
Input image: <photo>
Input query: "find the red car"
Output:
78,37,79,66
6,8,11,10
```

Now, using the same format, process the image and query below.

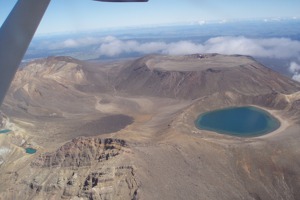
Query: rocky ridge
1,137,138,200
31,137,128,168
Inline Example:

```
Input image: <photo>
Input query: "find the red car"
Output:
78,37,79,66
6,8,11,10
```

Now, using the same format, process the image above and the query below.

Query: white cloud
198,20,206,25
137,42,168,54
219,19,228,24
203,37,300,58
96,38,205,56
94,36,300,59
103,35,117,43
162,41,203,55
47,37,103,49
98,38,140,57
289,62,300,82
289,62,300,73
97,36,167,56
292,74,300,82
42,35,300,61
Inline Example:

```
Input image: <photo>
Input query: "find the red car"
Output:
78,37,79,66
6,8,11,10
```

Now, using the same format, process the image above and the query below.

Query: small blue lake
0,129,11,134
195,106,280,137
25,148,37,154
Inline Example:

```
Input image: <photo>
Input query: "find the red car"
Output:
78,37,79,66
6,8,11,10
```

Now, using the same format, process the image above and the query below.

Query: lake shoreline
195,105,281,137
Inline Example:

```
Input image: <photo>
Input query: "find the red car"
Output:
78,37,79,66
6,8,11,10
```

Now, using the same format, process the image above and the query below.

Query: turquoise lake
195,106,280,137
0,129,11,134
25,148,37,154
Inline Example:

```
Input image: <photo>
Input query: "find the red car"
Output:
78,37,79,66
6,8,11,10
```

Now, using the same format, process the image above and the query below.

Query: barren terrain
0,54,300,200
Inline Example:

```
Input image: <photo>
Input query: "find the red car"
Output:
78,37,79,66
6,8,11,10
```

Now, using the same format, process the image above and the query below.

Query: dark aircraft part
0,0,51,105
0,0,148,106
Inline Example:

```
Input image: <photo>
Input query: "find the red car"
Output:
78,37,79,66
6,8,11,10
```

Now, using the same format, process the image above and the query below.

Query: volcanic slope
0,54,300,200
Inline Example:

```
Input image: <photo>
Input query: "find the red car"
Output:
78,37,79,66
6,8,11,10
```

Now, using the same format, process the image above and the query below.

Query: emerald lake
0,129,11,134
25,148,37,154
195,106,280,137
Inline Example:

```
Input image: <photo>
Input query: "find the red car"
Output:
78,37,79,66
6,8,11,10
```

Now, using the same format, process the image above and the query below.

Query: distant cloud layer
97,36,300,59
47,37,103,49
202,37,300,59
47,36,300,60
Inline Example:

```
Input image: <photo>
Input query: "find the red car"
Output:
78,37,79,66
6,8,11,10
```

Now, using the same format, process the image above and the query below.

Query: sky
1,0,300,35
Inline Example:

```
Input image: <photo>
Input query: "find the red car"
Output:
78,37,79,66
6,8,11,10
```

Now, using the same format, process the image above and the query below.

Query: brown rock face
31,137,127,168
6,137,138,200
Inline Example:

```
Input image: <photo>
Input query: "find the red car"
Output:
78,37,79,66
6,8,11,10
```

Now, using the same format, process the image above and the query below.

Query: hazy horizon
1,0,300,35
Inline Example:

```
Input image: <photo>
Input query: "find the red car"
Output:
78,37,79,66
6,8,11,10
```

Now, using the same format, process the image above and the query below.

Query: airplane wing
0,0,148,106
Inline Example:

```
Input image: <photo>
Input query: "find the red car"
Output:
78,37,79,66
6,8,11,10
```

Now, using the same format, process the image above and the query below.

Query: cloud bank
95,36,300,59
47,36,300,60
46,37,104,49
